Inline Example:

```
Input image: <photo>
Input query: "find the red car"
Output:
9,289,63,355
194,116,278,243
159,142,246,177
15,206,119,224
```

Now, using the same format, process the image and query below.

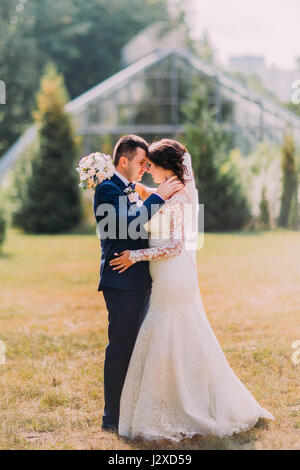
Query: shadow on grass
6,225,96,237
0,251,13,260
207,227,295,237
7,225,293,239
69,225,96,236
207,230,268,237
70,227,289,238
119,418,270,451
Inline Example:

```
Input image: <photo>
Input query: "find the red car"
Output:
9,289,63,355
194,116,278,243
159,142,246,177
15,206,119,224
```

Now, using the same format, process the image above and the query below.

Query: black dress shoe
102,424,118,433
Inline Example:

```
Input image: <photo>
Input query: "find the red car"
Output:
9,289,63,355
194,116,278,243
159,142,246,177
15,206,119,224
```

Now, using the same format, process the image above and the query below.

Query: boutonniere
124,186,139,203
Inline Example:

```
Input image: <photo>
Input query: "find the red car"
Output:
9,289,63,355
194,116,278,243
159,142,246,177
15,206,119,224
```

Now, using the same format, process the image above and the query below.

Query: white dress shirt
114,170,130,187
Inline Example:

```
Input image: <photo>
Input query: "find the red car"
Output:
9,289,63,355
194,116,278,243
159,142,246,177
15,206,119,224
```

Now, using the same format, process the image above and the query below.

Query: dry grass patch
0,228,299,449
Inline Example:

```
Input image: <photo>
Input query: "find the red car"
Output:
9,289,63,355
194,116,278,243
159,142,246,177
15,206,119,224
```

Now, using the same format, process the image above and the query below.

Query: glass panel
99,100,118,126
178,78,191,100
158,78,172,100
133,104,172,125
88,102,99,123
90,135,102,152
72,111,87,129
176,56,197,79
144,56,172,77
178,105,187,124
129,76,156,103
117,104,132,125
114,85,130,105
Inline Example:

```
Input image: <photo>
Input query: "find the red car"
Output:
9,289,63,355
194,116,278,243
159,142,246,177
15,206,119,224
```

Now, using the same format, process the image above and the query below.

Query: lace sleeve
128,195,187,263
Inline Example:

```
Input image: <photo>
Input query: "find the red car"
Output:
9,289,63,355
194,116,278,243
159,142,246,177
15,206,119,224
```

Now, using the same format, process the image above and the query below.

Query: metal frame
1,46,300,181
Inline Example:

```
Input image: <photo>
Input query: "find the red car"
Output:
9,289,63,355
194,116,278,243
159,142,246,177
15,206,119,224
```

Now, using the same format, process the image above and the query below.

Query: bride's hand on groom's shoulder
157,176,184,200
109,250,133,273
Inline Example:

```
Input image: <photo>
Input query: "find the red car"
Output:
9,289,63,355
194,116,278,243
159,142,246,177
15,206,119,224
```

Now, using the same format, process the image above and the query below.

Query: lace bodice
128,194,189,264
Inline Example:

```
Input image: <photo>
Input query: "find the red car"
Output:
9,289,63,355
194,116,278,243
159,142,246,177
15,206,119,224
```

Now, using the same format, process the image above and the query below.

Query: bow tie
127,182,136,190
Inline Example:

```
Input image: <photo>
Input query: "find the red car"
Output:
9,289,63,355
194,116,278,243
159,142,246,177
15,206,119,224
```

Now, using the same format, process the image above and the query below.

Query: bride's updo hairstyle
148,139,190,184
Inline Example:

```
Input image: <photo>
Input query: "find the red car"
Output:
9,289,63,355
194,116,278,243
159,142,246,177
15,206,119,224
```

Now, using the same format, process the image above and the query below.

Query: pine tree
258,185,270,230
287,188,299,230
0,206,6,252
278,133,299,229
16,64,82,233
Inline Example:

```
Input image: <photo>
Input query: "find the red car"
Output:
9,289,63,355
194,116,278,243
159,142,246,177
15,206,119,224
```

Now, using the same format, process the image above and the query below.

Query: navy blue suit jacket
94,173,164,292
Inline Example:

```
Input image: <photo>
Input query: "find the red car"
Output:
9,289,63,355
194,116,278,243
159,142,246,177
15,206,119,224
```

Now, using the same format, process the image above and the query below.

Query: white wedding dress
118,187,274,442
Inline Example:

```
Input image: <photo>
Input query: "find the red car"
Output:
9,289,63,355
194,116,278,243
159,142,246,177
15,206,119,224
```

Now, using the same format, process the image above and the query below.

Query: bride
109,139,274,442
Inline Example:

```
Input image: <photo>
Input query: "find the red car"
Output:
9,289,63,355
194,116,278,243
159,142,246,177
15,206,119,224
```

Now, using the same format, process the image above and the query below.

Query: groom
94,135,183,431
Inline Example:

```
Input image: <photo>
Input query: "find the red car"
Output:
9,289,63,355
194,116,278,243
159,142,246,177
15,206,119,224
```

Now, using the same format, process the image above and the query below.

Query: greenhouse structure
1,46,300,182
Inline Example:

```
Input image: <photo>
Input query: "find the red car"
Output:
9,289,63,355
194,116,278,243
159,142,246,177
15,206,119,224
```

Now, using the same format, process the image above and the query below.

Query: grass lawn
0,228,299,450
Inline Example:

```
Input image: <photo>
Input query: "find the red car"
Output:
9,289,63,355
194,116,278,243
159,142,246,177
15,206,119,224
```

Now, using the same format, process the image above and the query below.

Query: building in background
1,25,300,183
229,56,266,76
229,55,299,102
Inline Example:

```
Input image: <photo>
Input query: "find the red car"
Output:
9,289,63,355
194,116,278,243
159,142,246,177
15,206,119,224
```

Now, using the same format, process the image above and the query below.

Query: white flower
128,192,139,203
76,151,115,190
87,168,96,178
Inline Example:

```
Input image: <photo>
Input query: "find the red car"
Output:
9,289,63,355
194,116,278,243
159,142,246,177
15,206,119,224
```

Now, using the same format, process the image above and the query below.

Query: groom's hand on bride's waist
109,250,133,274
156,176,184,200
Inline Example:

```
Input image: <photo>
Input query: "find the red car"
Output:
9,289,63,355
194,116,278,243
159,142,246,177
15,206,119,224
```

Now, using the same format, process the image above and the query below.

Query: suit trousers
101,286,151,427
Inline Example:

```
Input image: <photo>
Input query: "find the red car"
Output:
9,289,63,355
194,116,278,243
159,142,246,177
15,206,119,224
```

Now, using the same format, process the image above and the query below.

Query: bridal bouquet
76,152,115,190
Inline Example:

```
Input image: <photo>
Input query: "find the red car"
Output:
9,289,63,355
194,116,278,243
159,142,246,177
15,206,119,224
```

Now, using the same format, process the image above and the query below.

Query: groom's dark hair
113,135,149,166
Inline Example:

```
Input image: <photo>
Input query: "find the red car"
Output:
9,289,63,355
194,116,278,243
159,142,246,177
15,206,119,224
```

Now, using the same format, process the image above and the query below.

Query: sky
186,0,300,70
